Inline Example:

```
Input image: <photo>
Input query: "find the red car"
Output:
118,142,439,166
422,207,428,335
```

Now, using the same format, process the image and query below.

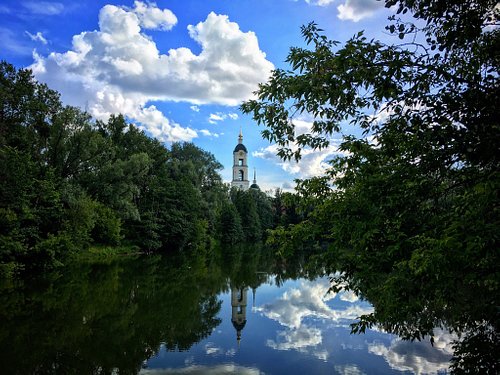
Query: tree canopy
242,0,499,372
0,61,284,274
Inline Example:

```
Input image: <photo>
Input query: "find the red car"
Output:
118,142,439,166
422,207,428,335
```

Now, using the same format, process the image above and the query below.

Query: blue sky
0,0,395,191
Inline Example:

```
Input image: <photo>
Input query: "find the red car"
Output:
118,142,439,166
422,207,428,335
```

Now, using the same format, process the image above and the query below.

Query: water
0,246,453,374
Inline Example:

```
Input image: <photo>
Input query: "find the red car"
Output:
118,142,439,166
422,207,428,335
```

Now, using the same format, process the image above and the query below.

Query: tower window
238,158,243,166
239,170,244,181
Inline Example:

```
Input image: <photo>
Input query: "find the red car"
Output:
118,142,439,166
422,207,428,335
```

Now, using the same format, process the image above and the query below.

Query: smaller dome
250,183,260,190
234,144,248,153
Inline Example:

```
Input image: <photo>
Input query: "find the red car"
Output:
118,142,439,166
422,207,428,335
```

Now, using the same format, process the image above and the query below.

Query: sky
0,0,396,192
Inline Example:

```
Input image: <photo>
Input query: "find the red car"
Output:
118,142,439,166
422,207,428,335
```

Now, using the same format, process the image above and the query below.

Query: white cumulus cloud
252,119,347,179
30,2,273,143
200,129,222,138
209,113,225,123
131,0,177,30
337,0,384,22
208,112,239,124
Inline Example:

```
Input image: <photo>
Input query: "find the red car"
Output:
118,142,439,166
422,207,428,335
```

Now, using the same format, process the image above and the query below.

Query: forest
0,61,301,276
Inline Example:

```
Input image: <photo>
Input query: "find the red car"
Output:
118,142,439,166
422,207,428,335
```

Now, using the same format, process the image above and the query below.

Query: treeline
0,62,299,274
217,187,301,244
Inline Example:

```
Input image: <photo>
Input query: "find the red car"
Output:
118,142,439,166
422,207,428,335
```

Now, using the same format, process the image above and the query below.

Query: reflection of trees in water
0,243,321,374
0,255,223,374
0,242,332,374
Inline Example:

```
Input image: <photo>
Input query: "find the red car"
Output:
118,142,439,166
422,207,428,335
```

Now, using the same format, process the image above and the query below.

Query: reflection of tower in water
231,287,248,345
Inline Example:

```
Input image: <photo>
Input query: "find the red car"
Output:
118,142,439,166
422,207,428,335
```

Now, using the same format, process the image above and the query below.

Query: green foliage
31,232,74,270
217,201,243,244
1,61,262,271
241,1,499,372
249,188,274,233
231,188,262,241
271,189,303,227
450,324,500,374
63,191,97,247
92,204,122,246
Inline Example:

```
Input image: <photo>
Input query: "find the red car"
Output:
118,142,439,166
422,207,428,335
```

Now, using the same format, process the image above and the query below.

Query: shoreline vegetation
0,61,302,278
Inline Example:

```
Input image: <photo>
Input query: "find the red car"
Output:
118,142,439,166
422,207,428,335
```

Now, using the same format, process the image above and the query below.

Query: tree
271,189,303,227
168,142,226,238
249,189,273,232
1,62,231,267
231,188,262,241
217,201,243,244
241,1,499,372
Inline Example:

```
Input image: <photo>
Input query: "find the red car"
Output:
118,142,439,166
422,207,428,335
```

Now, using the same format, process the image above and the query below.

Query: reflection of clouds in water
140,364,262,374
256,279,373,329
340,343,365,351
183,356,194,366
204,342,238,357
339,290,359,303
267,325,322,351
334,364,366,375
430,329,456,355
267,325,330,361
313,349,329,361
368,329,456,374
204,342,223,355
257,278,373,358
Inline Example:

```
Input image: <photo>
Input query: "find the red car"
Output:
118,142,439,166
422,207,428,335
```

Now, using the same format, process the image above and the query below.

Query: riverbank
0,245,143,279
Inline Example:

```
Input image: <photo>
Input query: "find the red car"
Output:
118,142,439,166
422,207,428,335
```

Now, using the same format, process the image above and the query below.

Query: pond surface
0,246,453,374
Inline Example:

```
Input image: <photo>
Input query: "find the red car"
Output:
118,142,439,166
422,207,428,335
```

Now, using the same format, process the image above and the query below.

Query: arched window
239,170,244,181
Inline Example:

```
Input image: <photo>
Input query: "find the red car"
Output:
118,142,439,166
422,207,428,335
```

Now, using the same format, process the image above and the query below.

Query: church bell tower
231,129,249,190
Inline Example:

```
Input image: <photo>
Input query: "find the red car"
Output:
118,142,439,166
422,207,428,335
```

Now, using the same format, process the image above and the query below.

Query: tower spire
238,126,243,144
253,168,257,184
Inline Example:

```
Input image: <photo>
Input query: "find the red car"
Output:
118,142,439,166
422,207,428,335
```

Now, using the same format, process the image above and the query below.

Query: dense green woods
0,62,293,275
242,0,499,372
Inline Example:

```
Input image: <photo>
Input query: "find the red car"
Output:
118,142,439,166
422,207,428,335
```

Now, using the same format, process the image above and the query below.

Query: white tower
231,129,249,190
